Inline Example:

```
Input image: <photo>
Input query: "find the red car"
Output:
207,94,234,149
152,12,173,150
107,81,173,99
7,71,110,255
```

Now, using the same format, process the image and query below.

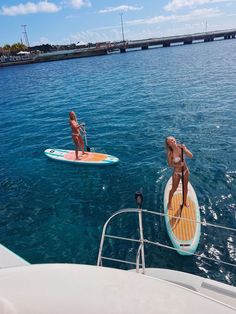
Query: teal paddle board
44,149,119,166
163,177,201,255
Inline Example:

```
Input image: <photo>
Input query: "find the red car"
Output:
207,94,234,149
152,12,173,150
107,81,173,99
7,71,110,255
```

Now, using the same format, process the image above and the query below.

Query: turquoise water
0,39,236,285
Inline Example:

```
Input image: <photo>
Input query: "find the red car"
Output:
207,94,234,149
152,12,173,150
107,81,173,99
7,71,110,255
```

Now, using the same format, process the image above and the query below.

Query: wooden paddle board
44,149,119,166
164,177,201,255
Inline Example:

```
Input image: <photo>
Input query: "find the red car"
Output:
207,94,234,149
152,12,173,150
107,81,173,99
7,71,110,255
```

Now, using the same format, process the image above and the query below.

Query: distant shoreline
0,47,108,67
1,28,235,68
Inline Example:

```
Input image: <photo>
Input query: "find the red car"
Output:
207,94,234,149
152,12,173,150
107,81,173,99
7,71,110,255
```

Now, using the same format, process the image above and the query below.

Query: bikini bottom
174,169,188,177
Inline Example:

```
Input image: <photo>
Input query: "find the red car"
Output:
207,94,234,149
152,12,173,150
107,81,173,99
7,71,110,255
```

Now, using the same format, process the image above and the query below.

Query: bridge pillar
120,48,126,53
184,41,192,45
232,34,235,39
204,37,214,42
163,42,170,47
141,45,148,50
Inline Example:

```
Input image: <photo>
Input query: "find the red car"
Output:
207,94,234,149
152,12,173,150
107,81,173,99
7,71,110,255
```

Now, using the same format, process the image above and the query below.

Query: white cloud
69,30,115,43
183,7,223,18
69,0,91,9
165,0,231,12
65,8,222,43
99,5,143,13
38,37,51,44
126,8,222,26
0,1,61,16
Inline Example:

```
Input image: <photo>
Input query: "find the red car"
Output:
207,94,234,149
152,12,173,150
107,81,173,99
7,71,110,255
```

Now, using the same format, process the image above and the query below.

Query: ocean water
0,39,236,285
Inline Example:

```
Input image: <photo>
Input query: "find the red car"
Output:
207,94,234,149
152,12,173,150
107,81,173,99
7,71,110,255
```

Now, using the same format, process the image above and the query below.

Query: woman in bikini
69,111,85,160
165,136,193,210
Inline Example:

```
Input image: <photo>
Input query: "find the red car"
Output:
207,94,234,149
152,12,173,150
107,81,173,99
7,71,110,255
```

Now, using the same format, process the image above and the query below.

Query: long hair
165,136,173,166
69,111,78,124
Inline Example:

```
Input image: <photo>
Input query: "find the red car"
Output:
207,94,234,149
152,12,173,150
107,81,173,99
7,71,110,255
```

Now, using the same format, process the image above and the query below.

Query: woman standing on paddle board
165,136,193,210
69,111,85,160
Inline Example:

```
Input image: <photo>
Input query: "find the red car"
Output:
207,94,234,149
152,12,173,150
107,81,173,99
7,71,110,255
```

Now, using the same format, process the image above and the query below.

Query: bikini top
173,156,181,163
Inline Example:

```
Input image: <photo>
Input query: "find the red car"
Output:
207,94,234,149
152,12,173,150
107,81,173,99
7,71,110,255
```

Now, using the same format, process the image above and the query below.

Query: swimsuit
174,169,188,177
173,156,181,163
173,156,188,177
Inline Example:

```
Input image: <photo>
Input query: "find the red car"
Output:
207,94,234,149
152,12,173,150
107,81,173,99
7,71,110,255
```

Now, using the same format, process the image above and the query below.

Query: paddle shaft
84,133,90,152
181,147,184,209
81,123,90,152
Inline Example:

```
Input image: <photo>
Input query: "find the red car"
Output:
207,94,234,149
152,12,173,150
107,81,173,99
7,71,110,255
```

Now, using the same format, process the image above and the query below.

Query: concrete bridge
1,28,235,67
110,29,236,53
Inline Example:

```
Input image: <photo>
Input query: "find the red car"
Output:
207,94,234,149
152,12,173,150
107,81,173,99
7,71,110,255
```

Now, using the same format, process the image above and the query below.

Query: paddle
81,123,91,152
180,146,184,216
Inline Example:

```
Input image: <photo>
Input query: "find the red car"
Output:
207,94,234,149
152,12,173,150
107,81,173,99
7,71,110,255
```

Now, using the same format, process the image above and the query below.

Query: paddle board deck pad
44,149,119,165
164,177,201,256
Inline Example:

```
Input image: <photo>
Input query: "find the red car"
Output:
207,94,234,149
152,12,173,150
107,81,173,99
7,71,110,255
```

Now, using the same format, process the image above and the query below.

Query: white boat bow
0,263,235,314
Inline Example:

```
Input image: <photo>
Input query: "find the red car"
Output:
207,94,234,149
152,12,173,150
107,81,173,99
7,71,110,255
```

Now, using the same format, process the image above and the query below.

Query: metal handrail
97,208,139,267
101,256,141,266
138,214,146,273
136,244,142,273
97,207,236,271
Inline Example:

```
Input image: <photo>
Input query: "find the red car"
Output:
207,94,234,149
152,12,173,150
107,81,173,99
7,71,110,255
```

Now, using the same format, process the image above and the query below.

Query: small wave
0,176,31,198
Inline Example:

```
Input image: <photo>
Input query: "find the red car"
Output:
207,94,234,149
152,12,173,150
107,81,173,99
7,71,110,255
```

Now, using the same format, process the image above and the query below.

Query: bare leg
72,136,81,160
75,141,81,160
78,136,85,155
168,173,181,210
81,142,85,154
75,144,81,160
73,135,84,159
75,149,79,160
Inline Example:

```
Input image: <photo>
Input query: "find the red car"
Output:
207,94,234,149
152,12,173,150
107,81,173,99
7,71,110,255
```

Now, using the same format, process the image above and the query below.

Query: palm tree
10,42,28,55
2,44,11,56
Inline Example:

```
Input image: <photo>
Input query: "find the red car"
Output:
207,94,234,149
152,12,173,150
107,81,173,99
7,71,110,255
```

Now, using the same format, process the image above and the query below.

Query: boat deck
0,264,235,314
0,244,29,269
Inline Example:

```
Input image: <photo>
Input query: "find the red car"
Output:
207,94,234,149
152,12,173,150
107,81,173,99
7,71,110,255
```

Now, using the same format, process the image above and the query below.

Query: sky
0,0,236,46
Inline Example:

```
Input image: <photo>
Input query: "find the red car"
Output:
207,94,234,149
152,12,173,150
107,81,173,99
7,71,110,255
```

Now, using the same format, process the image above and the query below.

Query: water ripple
0,40,236,285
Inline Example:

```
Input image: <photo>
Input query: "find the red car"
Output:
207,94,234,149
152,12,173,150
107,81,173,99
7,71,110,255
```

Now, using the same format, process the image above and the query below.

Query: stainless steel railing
97,196,236,273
